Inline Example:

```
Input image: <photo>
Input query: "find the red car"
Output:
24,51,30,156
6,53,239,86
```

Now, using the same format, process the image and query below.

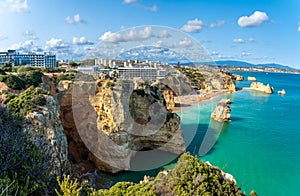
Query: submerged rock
278,89,286,95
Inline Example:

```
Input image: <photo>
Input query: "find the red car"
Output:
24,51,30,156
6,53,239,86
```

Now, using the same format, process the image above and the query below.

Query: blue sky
0,0,300,68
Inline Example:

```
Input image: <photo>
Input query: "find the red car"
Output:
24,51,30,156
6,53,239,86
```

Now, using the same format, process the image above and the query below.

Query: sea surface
97,71,300,196
179,71,300,195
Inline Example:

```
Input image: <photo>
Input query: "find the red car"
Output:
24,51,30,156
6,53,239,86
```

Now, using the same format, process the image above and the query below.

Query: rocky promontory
211,99,231,122
232,74,244,81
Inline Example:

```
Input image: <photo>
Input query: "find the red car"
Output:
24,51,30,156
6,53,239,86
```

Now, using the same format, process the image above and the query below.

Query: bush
1,62,12,72
41,68,67,73
18,70,44,87
55,175,82,196
0,75,26,90
7,86,47,116
17,66,41,74
0,69,6,75
0,106,51,195
56,73,76,83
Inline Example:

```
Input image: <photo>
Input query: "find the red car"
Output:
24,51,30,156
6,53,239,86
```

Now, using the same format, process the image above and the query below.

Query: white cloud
209,20,225,28
45,38,69,49
178,38,193,47
248,38,255,42
211,51,219,56
146,4,157,12
298,23,300,32
23,30,39,40
72,36,94,45
9,40,43,53
241,51,251,57
157,30,170,38
233,38,245,44
152,40,175,48
99,26,153,44
0,0,30,13
0,35,8,41
123,0,137,4
238,11,269,28
65,14,86,24
180,19,206,33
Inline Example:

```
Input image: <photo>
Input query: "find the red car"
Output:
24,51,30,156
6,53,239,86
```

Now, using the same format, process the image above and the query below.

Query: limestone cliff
211,99,231,122
23,95,70,176
42,74,186,173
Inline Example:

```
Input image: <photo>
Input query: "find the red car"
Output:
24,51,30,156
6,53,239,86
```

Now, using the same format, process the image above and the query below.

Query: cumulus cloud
238,11,269,28
209,20,225,28
45,38,69,49
178,38,193,47
233,38,245,44
157,30,170,38
23,30,39,40
72,36,94,45
99,26,153,44
10,40,43,53
65,14,86,24
180,19,206,33
248,38,255,42
241,51,251,57
298,23,300,32
211,51,219,56
0,0,30,13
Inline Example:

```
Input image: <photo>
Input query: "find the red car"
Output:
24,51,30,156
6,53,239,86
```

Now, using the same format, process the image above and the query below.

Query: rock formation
211,99,231,122
250,82,273,94
42,74,186,173
248,76,257,81
23,95,70,176
278,89,286,95
232,74,244,81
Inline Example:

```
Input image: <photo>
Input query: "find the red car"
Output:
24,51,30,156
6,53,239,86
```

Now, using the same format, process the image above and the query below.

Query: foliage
56,73,76,83
1,62,12,72
106,81,115,88
0,106,51,195
55,175,82,196
0,75,26,90
17,66,41,74
69,61,79,67
7,86,47,116
0,69,6,75
41,67,67,73
18,70,44,87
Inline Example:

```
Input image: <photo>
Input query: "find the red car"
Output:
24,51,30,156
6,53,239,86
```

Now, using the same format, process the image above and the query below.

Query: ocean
179,71,300,195
96,71,300,196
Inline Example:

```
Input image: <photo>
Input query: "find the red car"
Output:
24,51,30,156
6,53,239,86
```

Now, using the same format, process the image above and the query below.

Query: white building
118,67,157,80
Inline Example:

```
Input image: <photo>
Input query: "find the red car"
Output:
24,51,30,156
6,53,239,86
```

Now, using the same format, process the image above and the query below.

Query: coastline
172,90,230,112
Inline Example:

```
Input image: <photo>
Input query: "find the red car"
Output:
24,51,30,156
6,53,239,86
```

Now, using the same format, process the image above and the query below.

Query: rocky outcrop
278,89,286,95
211,99,231,122
248,76,257,81
232,74,244,81
43,74,186,173
159,74,195,96
23,95,70,176
151,82,176,110
250,82,273,94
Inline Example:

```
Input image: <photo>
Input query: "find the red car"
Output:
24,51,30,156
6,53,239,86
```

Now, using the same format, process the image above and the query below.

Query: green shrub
7,86,47,116
56,73,76,83
0,75,26,90
18,70,44,87
1,62,12,72
0,69,6,75
0,106,51,195
41,67,66,73
55,175,82,196
17,66,41,74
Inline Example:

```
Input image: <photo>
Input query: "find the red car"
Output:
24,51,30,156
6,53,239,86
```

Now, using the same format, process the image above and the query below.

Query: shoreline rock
211,99,231,122
249,82,273,94
278,89,286,95
232,74,244,81
248,76,257,81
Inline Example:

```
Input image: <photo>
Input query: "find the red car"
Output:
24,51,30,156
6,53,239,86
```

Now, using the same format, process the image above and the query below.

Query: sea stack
278,89,286,95
248,76,257,81
250,82,273,94
232,74,244,81
211,99,231,122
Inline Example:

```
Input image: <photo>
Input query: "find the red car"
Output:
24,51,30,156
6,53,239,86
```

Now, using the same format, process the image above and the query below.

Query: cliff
23,95,70,175
211,99,231,122
249,82,273,94
176,67,236,93
43,74,186,173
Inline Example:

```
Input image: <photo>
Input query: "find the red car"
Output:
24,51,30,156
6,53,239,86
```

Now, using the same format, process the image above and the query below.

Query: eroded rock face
23,95,70,176
211,99,231,122
232,74,244,81
250,82,273,94
43,75,186,173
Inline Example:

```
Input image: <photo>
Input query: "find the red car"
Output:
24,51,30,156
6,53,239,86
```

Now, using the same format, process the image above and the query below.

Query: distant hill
212,60,298,71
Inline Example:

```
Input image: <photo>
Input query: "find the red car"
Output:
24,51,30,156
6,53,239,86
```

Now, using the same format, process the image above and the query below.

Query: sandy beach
173,90,229,112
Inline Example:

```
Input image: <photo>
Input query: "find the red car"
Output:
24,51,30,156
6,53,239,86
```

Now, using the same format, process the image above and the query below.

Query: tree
1,61,12,72
69,61,79,68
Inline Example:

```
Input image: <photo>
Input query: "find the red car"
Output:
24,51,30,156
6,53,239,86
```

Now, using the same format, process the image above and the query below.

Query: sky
0,0,300,68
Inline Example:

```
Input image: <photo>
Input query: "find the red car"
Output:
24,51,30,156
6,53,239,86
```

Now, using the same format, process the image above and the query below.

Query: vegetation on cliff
0,106,54,195
56,153,247,196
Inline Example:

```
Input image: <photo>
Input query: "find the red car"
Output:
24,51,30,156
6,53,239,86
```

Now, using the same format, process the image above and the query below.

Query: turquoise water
179,71,300,195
